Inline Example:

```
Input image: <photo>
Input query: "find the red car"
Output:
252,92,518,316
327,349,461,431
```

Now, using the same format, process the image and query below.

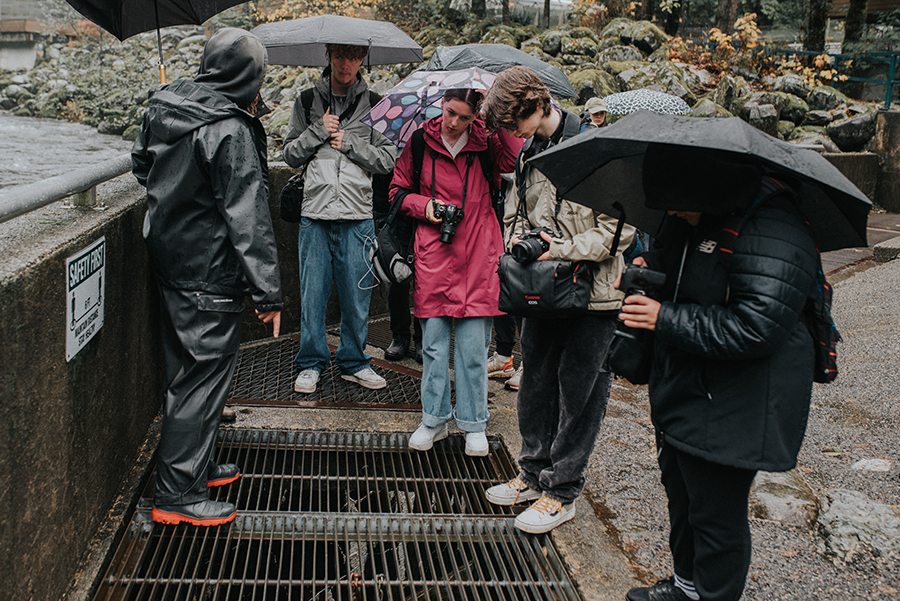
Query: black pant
493,313,521,358
155,286,243,506
658,438,758,601
516,313,615,504
387,278,421,342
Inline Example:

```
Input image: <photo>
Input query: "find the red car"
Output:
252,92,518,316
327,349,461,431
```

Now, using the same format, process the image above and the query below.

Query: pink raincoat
389,117,521,319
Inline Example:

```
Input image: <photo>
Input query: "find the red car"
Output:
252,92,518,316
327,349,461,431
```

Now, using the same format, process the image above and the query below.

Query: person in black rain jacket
618,145,818,601
132,28,282,527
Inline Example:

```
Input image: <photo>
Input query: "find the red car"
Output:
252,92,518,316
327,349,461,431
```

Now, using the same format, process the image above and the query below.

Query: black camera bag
607,325,654,385
498,254,593,318
279,171,305,222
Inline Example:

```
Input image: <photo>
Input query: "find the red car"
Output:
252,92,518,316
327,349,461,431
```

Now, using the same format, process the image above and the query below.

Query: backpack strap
302,87,374,125
300,88,315,124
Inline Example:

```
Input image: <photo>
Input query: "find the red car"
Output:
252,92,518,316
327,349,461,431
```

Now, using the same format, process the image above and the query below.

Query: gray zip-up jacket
282,69,397,220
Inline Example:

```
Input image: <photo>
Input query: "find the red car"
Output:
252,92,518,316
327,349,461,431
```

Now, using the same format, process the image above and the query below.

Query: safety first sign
66,237,105,361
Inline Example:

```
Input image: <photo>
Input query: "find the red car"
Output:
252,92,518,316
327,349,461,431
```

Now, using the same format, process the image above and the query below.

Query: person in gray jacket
132,28,283,526
282,43,397,395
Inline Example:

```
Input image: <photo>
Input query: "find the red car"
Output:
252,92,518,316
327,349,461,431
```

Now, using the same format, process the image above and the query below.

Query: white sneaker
487,352,515,378
294,369,319,394
342,367,387,390
465,431,489,456
514,495,575,534
505,364,524,391
485,475,542,506
408,423,449,451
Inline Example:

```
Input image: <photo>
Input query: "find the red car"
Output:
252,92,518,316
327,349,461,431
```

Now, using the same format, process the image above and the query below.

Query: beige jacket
504,153,635,312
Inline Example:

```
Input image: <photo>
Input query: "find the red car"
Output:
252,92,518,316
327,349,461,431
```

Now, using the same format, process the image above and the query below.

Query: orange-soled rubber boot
151,500,237,526
207,463,241,487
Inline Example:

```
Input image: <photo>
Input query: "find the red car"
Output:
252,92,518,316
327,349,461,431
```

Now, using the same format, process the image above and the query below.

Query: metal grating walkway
228,337,427,410
94,430,583,601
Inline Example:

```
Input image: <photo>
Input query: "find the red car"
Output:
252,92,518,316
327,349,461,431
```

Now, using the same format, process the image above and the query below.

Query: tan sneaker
487,352,515,378
485,475,541,506
514,495,575,533
505,364,524,391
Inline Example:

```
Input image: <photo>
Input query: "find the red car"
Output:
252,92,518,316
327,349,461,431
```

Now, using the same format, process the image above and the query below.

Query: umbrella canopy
64,0,247,41
425,44,577,98
363,68,497,148
527,111,871,252
602,89,692,116
250,15,422,67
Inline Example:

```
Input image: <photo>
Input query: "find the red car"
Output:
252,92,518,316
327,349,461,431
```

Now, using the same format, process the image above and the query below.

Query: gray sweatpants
516,313,616,504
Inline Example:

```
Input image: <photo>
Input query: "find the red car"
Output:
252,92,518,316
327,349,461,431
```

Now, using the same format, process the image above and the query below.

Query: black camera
618,264,666,298
432,201,464,244
512,226,555,263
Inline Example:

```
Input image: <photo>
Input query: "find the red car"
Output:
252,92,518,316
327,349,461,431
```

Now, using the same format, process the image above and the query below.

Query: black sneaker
626,577,691,601
208,463,241,487
384,336,410,361
152,499,236,527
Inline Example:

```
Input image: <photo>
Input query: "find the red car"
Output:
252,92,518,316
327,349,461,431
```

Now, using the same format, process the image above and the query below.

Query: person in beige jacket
481,66,634,534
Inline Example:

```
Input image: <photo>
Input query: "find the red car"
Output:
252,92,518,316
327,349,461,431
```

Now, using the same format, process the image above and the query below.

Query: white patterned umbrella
602,89,691,116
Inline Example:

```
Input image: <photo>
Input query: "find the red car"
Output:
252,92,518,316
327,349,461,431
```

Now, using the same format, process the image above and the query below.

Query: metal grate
95,430,582,601
228,337,426,410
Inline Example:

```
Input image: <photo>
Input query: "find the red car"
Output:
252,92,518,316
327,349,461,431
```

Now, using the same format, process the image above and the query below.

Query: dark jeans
156,286,243,506
516,313,615,504
493,313,521,358
658,437,758,601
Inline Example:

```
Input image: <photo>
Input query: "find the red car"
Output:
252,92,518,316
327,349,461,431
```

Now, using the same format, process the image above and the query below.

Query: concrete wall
0,176,162,601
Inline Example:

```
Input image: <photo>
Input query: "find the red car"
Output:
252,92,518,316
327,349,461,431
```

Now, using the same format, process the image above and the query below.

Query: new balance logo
697,239,717,253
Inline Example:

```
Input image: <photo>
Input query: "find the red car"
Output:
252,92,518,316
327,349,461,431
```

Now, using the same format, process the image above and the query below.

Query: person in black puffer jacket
618,145,818,601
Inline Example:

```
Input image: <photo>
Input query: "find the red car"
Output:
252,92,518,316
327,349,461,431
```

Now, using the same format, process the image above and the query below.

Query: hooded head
642,144,762,217
195,28,268,110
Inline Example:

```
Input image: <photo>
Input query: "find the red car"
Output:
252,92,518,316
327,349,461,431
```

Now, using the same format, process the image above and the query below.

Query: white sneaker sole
514,506,575,534
465,442,489,457
408,426,448,451
341,373,387,390
485,487,541,506
294,380,317,394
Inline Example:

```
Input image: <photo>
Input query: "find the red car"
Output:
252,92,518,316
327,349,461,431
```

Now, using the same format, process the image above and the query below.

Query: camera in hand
618,264,666,298
512,226,555,263
432,201,464,244
608,264,667,385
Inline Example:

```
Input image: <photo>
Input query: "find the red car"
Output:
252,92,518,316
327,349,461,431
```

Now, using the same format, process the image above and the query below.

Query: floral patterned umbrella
364,68,496,148
601,89,692,116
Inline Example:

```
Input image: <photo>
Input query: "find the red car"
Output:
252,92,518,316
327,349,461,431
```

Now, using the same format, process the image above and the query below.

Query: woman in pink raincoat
389,88,521,456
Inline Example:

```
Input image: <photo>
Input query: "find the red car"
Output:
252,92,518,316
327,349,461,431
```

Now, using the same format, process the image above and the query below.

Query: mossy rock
807,85,851,111
599,18,633,40
621,21,669,54
13,106,33,117
777,120,796,139
122,124,141,141
691,98,732,118
616,60,695,105
568,26,599,43
607,60,648,76
480,29,517,46
560,37,598,57
781,94,810,125
569,68,620,104
520,35,542,53
596,45,643,70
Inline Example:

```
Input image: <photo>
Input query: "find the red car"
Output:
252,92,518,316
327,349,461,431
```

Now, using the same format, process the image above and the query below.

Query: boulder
807,85,850,111
568,26,599,43
542,31,563,56
774,73,811,98
749,470,819,529
620,21,669,55
826,112,877,152
714,75,752,114
746,103,779,136
520,35,542,53
616,60,696,106
781,94,810,125
479,28,516,46
569,68,620,104
4,84,32,102
596,45,643,70
560,37,598,58
122,124,141,142
691,98,732,118
738,92,791,122
599,18,633,41
817,489,900,563
777,120,796,139
177,34,207,49
677,64,716,92
804,110,835,126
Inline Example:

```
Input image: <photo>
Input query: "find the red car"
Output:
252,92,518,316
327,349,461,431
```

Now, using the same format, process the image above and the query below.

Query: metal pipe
0,153,132,225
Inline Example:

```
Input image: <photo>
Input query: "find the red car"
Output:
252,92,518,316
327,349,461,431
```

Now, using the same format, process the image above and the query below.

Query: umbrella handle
155,0,167,83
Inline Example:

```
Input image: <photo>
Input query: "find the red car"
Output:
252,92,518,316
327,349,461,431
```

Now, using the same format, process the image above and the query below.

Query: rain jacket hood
195,27,267,110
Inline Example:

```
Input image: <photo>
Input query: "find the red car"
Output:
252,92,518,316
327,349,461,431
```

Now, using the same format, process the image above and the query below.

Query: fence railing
0,153,132,225
774,48,899,109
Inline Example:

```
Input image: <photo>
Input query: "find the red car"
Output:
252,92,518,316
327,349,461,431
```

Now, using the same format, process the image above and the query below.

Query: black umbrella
425,44,577,98
65,0,248,82
250,15,422,67
528,111,871,252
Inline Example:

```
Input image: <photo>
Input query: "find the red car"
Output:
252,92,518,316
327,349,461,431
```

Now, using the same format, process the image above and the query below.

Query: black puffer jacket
132,29,282,311
643,190,818,472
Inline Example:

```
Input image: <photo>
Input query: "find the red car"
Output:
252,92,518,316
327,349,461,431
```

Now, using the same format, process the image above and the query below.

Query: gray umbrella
250,15,422,67
602,89,692,115
425,44,577,98
528,111,871,252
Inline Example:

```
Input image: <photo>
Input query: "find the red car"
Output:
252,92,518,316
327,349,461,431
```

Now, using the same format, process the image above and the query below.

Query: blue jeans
420,316,491,433
295,217,375,375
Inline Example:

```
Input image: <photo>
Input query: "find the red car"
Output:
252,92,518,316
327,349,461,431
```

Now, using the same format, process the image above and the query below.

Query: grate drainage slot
96,430,582,601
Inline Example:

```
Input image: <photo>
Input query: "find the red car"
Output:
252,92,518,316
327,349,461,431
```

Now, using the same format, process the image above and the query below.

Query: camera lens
512,237,545,263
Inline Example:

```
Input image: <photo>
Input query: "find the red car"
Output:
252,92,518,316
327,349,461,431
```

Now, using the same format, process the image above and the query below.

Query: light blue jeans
420,316,492,433
295,217,375,375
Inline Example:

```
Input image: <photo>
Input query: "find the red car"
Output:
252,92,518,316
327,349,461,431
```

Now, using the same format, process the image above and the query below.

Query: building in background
1,0,77,70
